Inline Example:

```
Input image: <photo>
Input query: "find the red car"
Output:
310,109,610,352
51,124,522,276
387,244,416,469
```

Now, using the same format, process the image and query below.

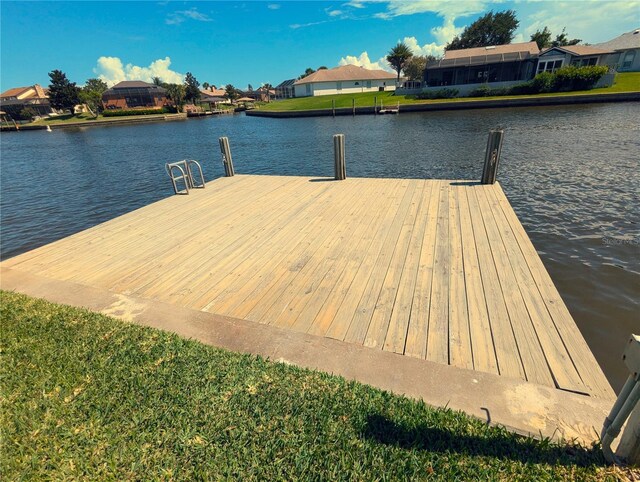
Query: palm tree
261,83,273,102
386,42,413,82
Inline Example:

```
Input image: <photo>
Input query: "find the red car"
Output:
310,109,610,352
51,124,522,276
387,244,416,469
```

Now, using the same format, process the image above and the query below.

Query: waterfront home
595,28,640,72
423,41,540,95
201,86,226,98
242,87,275,102
102,80,170,110
199,88,226,108
275,79,296,99
0,84,53,118
293,65,397,97
536,45,614,74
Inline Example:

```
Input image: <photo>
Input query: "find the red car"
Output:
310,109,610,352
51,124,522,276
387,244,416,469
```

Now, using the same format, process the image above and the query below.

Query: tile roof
541,45,614,56
594,29,640,51
443,41,540,60
200,88,226,97
294,64,396,85
111,80,159,89
0,84,48,101
1,86,32,98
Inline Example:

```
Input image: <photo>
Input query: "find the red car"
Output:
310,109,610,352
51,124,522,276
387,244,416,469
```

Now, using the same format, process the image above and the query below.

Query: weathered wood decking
1,175,613,399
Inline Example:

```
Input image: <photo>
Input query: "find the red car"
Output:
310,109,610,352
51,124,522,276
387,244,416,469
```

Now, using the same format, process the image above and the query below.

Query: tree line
386,10,582,82
40,70,270,118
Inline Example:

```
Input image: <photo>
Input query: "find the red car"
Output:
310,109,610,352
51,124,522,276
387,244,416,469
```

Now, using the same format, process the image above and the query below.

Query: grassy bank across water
258,72,640,113
1,290,631,480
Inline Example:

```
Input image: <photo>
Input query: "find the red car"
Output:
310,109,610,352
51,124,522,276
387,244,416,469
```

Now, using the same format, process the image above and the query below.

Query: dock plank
448,185,473,371
1,174,612,398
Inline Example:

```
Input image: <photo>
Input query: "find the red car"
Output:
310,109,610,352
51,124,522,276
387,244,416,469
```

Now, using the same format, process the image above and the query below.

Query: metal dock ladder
166,160,205,194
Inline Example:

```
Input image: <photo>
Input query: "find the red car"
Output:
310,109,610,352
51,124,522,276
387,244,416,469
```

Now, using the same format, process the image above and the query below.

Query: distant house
535,45,614,74
423,41,540,94
102,81,170,109
0,84,53,117
293,65,397,97
201,86,227,98
595,28,640,72
275,79,296,99
200,88,227,106
241,87,275,102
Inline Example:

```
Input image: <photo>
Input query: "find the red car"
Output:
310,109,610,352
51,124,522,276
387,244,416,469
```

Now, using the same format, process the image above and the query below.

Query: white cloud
328,9,343,16
290,20,330,29
94,56,184,86
166,7,212,25
519,0,640,44
430,17,464,45
338,51,393,71
370,0,488,20
267,3,280,10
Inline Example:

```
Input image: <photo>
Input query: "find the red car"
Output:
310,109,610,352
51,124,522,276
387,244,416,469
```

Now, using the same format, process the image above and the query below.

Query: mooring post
333,134,346,180
352,98,355,116
219,136,235,177
374,96,377,115
481,129,504,184
332,99,336,118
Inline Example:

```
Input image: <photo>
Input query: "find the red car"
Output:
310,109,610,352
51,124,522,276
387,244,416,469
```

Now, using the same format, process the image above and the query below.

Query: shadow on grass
361,413,605,467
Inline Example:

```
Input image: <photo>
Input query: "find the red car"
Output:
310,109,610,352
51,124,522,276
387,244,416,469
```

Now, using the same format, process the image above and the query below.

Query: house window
354,81,360,86
366,80,372,88
305,84,311,95
336,82,342,91
537,60,563,74
622,51,636,70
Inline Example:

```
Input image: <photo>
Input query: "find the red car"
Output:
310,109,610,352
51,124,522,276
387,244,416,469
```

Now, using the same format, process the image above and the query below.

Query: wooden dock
1,175,613,399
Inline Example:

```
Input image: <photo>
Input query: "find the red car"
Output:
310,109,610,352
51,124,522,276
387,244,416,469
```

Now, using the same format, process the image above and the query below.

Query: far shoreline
246,91,640,118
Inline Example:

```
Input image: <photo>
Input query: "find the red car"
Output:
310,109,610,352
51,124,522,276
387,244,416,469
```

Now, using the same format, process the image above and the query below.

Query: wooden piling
332,99,336,118
352,98,356,116
333,134,346,180
219,136,235,177
374,96,377,115
481,129,504,184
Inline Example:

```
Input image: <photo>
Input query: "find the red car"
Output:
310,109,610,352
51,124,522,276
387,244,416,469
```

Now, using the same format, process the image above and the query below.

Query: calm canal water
1,103,638,392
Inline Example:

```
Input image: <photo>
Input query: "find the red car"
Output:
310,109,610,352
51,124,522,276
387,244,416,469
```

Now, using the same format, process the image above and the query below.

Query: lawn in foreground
0,291,624,480
260,72,640,112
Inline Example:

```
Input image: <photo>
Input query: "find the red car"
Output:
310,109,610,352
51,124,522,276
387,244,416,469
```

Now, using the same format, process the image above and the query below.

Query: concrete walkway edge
1,266,614,446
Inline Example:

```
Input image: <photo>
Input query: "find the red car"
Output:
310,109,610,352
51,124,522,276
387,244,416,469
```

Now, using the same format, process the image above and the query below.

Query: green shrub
530,71,555,93
508,83,534,95
103,108,166,117
468,85,511,97
416,88,459,99
18,107,38,120
469,85,492,97
528,65,609,94
552,65,609,91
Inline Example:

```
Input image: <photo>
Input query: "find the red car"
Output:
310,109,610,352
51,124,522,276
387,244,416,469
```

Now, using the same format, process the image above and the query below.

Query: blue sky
1,1,638,90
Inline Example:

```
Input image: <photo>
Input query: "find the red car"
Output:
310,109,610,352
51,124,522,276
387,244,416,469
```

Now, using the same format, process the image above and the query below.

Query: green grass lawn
0,290,629,480
260,72,640,112
29,112,181,125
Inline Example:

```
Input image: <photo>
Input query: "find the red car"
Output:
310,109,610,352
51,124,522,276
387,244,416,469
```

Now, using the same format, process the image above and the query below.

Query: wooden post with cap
481,129,504,184
219,136,235,177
